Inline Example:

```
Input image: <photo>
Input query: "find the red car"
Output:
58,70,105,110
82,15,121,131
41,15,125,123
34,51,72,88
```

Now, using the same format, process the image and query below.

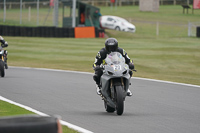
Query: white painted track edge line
10,66,200,88
0,96,93,133
132,77,200,88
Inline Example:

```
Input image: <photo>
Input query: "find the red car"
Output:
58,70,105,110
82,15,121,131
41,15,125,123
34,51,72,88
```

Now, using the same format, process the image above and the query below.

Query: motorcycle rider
0,36,8,69
93,38,135,96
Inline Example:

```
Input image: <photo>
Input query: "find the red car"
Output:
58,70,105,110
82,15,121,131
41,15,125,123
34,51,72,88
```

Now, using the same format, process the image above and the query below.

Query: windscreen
0,46,3,52
105,52,125,65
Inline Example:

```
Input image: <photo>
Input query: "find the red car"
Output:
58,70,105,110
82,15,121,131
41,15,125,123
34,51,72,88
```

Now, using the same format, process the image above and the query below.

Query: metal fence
0,0,192,8
0,1,61,27
0,0,197,37
127,19,189,37
73,0,191,6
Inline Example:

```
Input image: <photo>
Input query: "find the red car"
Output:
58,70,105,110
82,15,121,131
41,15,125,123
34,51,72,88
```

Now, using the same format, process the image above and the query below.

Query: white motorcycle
100,52,135,115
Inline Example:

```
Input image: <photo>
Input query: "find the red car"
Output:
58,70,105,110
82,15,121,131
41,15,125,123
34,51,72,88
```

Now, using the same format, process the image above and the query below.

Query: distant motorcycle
0,46,5,77
99,52,136,115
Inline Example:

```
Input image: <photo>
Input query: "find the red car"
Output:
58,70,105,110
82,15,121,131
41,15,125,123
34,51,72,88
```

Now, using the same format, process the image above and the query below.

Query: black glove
4,41,8,47
129,62,135,70
0,39,5,45
94,65,101,71
1,41,8,47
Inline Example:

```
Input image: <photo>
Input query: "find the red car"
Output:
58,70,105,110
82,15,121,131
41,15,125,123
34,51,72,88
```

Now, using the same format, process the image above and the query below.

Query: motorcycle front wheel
115,86,124,115
0,60,5,77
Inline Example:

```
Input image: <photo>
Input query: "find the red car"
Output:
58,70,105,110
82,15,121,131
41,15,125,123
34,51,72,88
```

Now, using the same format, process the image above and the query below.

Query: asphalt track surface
0,67,200,133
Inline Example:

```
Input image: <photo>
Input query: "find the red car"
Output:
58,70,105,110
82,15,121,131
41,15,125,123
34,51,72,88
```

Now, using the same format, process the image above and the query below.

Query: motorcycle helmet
105,38,118,53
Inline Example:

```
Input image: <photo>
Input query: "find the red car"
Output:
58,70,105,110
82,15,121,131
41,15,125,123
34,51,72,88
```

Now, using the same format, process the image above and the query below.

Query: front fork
1,55,4,61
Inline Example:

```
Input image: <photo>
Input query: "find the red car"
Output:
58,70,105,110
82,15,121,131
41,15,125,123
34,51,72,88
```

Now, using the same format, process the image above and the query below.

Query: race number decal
114,65,121,71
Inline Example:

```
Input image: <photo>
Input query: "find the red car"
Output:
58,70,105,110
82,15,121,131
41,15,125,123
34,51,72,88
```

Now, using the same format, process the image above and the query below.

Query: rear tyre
115,86,124,115
104,101,115,113
0,60,5,77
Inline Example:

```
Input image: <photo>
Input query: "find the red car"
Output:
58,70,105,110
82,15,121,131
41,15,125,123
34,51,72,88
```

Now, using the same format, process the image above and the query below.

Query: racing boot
96,84,101,95
5,62,8,69
127,89,132,97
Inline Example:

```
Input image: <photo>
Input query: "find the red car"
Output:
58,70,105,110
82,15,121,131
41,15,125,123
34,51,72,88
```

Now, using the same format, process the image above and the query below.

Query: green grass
100,5,200,22
0,100,79,133
1,5,200,38
0,100,34,116
1,5,200,27
4,35,200,86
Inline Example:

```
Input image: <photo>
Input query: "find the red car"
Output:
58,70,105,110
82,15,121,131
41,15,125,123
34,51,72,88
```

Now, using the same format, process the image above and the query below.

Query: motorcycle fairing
100,52,131,108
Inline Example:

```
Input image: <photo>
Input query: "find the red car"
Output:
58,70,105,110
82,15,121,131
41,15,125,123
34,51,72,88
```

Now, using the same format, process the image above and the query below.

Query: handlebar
100,66,105,70
132,69,137,72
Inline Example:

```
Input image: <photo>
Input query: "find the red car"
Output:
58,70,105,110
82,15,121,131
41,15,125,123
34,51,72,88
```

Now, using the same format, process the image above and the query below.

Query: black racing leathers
0,39,8,57
0,37,8,69
93,47,134,85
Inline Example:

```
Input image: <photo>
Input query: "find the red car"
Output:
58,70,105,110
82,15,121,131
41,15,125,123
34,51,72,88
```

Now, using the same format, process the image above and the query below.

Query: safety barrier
0,115,62,133
197,27,200,37
0,25,105,38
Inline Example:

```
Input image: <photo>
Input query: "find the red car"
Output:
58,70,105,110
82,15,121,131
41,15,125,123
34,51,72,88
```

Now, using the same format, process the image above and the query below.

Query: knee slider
4,50,8,55
93,74,98,82
129,70,133,77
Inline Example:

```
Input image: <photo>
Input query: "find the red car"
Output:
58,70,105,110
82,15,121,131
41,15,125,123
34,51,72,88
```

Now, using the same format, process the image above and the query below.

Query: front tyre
115,86,124,115
0,60,5,77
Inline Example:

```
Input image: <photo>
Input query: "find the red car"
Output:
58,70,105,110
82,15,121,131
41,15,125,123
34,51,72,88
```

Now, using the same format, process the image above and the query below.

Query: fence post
106,0,108,6
188,22,191,37
132,0,135,5
23,2,26,9
119,0,122,7
9,2,12,9
20,0,22,24
72,0,76,28
29,6,31,21
37,0,39,25
160,0,163,5
92,0,94,6
173,0,176,5
187,0,189,5
156,22,159,36
3,0,6,22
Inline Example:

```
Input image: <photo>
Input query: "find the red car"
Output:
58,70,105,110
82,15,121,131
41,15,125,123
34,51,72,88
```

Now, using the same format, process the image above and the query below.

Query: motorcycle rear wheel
0,60,5,77
115,86,124,115
104,101,115,113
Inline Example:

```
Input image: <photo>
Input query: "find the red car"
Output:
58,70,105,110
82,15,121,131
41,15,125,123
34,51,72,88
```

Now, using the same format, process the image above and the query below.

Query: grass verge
4,36,200,86
0,100,79,133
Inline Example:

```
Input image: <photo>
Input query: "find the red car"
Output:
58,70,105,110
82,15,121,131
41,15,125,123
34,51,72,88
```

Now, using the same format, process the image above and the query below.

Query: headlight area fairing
104,64,130,77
